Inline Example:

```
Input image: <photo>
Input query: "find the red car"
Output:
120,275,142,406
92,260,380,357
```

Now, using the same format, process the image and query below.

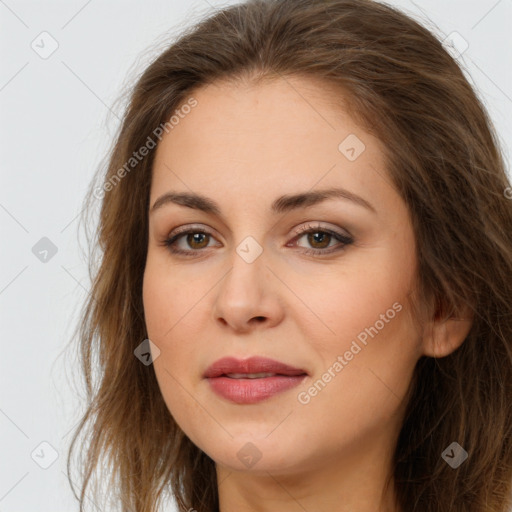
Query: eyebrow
149,187,377,216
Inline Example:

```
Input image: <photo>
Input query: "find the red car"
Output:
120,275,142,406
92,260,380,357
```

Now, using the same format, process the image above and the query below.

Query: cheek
142,254,215,385
142,263,170,339
142,254,205,338
303,247,419,396
142,258,205,434
302,260,411,349
295,302,418,452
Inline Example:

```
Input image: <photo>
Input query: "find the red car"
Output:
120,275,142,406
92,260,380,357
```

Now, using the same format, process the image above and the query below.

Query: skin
142,76,473,512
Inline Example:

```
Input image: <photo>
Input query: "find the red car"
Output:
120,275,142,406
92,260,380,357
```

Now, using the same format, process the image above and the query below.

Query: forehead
150,76,394,215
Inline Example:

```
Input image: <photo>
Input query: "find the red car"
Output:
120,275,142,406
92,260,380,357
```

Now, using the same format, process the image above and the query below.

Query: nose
212,248,285,333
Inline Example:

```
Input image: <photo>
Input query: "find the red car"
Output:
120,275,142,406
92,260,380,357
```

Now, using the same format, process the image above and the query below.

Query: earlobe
421,306,474,358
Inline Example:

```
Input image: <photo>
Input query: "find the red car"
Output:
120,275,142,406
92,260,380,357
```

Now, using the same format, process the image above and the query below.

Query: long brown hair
65,0,512,510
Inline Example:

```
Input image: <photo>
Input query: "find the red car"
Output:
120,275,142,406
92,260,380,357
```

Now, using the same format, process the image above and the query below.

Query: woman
67,0,512,511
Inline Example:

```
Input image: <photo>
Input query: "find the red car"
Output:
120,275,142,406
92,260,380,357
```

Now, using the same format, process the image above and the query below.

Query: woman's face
143,76,423,479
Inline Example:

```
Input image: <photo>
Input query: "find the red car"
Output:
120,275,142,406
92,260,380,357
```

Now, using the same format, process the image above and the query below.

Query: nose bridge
222,235,266,298
223,206,269,277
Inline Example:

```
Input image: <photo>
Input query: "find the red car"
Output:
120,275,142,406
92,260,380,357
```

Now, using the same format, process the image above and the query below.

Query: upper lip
203,356,308,378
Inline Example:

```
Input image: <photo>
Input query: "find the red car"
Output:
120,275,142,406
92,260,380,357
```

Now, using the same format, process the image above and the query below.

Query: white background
1,0,511,510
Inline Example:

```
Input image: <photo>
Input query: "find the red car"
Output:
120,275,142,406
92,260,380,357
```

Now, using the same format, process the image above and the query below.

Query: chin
197,431,307,474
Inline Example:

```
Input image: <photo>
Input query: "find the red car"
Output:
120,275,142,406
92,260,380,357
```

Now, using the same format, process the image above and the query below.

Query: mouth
204,356,308,404
203,356,308,378
223,372,297,379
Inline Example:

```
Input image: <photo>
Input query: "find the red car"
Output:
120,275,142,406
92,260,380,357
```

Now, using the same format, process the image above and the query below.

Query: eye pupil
188,233,209,249
308,232,330,248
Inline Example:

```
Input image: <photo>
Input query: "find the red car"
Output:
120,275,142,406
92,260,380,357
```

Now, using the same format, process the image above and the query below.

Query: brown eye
305,231,332,249
163,224,354,258
291,224,354,256
163,227,218,256
185,232,210,249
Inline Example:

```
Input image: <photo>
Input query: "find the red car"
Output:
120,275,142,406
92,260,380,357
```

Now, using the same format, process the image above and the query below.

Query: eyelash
161,223,354,258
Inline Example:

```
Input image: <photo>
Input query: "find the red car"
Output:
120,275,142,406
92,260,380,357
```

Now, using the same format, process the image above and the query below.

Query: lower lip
207,375,307,404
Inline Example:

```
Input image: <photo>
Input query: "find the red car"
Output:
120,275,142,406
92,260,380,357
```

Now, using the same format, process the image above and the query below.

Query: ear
421,303,474,358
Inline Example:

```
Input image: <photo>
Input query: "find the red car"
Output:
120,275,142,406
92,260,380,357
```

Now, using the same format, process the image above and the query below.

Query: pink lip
204,356,308,404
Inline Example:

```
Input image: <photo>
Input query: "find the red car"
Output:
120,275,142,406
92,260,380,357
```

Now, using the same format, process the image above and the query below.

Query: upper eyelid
165,223,351,246
294,222,350,236
162,223,354,259
167,221,349,237
165,230,346,258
